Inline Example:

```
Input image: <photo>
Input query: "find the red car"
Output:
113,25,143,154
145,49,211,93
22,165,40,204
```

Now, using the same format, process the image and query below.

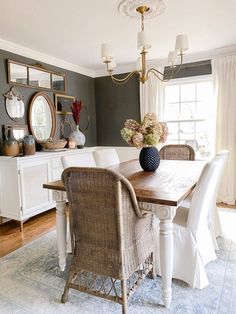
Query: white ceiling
0,0,236,76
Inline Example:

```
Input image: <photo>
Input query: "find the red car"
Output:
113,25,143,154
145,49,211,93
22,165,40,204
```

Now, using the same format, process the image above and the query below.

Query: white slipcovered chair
154,157,225,289
93,148,120,167
180,151,229,249
61,152,96,168
208,151,229,248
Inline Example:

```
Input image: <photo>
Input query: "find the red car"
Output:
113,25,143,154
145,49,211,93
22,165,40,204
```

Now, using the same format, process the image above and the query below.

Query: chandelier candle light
101,0,189,84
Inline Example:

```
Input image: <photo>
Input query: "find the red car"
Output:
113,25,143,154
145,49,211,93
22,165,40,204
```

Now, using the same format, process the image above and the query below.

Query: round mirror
4,87,25,121
29,92,56,142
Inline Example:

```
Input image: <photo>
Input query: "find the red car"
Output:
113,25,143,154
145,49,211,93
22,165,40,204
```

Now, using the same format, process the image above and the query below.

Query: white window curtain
139,71,165,121
211,55,236,205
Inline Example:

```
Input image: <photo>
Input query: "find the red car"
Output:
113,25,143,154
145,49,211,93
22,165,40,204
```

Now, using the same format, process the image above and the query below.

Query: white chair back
187,159,222,234
61,153,96,169
93,149,120,168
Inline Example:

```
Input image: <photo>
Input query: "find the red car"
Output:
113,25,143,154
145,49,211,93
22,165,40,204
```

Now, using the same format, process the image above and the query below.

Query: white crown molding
95,45,236,78
0,38,95,78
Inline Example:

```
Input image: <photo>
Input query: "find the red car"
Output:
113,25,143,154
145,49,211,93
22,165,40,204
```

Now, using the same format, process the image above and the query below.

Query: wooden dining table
43,159,205,308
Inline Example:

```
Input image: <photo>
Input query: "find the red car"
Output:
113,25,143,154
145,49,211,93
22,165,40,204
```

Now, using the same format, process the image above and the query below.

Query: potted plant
121,113,168,171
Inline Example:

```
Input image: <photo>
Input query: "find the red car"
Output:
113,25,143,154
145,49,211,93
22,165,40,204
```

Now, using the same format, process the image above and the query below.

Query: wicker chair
159,144,195,160
61,167,157,314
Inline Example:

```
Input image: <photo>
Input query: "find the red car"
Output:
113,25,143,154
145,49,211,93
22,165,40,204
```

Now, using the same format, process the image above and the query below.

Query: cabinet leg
19,221,24,232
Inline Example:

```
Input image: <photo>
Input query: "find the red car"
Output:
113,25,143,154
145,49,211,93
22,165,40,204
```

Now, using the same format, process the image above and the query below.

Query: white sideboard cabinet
0,146,139,230
0,148,96,229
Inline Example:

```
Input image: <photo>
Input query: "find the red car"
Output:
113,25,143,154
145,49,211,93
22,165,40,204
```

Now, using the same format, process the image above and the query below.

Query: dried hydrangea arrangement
121,113,168,148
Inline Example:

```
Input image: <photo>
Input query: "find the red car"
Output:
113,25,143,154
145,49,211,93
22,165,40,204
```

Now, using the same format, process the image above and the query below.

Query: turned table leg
159,218,173,308
155,205,176,308
52,191,67,271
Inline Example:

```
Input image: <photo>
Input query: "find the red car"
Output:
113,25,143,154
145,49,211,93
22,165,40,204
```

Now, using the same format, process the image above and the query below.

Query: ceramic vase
3,126,19,157
69,125,85,148
139,147,160,171
23,135,36,155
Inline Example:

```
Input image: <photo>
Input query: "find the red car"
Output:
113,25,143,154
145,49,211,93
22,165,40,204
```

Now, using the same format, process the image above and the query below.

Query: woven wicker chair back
62,167,155,279
159,144,195,160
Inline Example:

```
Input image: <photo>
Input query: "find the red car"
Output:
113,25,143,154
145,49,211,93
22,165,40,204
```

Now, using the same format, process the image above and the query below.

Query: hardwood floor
0,209,56,258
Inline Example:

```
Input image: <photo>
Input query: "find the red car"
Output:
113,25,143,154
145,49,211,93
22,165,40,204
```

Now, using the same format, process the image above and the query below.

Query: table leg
155,205,176,308
52,191,67,271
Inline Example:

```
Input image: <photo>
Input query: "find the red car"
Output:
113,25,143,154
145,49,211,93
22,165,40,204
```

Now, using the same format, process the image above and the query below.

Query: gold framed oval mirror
28,92,56,142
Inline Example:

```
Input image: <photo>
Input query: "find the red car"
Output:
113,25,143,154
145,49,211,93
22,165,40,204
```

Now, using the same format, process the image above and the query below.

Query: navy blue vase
139,147,160,171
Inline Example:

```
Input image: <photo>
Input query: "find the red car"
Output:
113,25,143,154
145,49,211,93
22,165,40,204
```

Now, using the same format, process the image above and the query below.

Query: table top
43,159,205,207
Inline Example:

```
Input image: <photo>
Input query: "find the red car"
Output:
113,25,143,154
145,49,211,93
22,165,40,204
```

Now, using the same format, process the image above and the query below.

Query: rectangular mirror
52,74,66,92
7,60,66,93
28,68,51,89
8,61,28,86
55,94,75,114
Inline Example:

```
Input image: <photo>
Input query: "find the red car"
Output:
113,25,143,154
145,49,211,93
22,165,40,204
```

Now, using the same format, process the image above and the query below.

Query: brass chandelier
101,5,189,85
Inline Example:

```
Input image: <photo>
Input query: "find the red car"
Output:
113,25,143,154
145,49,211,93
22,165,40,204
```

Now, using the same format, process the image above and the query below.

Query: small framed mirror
28,68,51,89
52,74,66,92
8,61,28,86
60,118,73,140
55,94,75,114
28,92,56,142
4,124,28,140
3,87,25,121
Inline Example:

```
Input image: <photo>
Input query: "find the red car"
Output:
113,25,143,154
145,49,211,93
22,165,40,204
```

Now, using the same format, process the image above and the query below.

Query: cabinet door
19,159,53,216
0,161,21,220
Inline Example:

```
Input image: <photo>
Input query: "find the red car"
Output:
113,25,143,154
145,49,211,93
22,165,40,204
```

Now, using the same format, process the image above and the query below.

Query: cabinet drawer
51,157,62,169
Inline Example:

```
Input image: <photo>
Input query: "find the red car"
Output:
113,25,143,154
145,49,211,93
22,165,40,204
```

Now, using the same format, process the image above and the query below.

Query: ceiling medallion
118,0,166,19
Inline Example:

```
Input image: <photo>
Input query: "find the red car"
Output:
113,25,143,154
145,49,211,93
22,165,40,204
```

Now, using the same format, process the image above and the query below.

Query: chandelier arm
104,61,139,84
164,53,184,81
147,67,175,82
109,70,139,85
147,67,164,77
147,54,184,82
147,69,167,82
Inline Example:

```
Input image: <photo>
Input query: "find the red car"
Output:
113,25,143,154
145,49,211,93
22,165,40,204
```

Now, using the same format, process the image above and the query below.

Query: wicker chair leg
121,279,128,314
61,270,74,303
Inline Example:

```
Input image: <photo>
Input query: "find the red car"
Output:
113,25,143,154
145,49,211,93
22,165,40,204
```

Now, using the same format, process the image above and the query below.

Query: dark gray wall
95,74,140,146
0,49,97,150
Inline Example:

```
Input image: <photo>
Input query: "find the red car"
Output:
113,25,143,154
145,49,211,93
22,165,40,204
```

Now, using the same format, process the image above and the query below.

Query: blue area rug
0,231,235,314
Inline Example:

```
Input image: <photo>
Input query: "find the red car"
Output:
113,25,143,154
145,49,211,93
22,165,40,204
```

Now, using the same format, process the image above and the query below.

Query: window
163,76,215,159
